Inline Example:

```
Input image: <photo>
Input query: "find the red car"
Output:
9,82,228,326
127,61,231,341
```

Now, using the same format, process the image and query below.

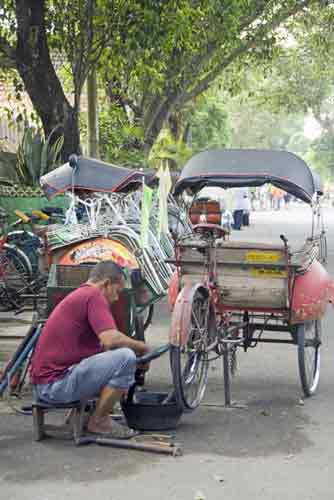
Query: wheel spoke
171,288,213,410
298,320,321,397
191,309,203,332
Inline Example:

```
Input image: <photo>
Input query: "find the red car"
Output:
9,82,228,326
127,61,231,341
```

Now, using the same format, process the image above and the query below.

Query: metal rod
228,322,291,332
0,335,26,341
76,436,182,456
174,259,297,270
0,322,37,381
0,325,41,396
249,324,291,332
254,338,295,344
222,349,231,407
20,294,47,299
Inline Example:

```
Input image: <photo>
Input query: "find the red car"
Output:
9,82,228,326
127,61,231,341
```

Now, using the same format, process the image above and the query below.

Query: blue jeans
233,210,243,230
34,348,137,404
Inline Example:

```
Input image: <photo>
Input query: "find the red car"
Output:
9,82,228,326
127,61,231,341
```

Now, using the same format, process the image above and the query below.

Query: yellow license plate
251,268,287,278
246,251,281,263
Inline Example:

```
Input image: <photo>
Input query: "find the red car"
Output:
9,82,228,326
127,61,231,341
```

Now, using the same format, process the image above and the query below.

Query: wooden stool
32,400,90,444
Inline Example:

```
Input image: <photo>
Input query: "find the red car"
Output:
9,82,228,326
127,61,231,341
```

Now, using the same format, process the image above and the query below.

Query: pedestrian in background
232,187,250,230
242,191,251,226
271,186,285,210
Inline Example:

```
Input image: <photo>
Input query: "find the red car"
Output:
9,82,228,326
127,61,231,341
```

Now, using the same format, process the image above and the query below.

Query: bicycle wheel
170,287,216,411
6,230,41,275
297,320,321,397
2,244,33,292
0,285,23,310
134,313,145,342
143,304,154,331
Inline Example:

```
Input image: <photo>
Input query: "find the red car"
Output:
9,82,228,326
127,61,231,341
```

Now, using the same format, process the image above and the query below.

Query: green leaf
12,126,64,186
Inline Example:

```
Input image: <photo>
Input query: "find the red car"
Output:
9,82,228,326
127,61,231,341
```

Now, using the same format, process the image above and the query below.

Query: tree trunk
87,70,99,158
60,107,81,160
168,113,180,141
143,96,176,155
15,0,81,160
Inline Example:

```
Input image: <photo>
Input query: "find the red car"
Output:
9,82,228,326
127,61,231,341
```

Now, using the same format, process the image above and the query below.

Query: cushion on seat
33,399,82,409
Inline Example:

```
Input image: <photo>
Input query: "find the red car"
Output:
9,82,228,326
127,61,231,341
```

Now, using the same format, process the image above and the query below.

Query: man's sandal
88,421,139,440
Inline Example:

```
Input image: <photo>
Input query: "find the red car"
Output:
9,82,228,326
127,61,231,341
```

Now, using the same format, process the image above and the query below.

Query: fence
0,118,23,150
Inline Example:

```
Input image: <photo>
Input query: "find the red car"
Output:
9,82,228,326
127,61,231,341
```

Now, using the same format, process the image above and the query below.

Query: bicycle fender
169,283,209,347
291,260,334,323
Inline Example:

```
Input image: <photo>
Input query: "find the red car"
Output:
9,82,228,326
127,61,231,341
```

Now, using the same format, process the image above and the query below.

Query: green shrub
15,126,64,186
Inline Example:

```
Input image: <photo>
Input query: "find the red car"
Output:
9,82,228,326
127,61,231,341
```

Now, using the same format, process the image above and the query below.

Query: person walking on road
233,187,250,230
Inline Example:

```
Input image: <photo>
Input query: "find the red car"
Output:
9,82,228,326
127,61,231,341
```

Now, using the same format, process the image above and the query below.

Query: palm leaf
14,126,64,185
41,126,63,176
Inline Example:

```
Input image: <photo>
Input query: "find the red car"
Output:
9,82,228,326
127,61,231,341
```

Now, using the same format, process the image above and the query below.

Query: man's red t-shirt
31,284,116,384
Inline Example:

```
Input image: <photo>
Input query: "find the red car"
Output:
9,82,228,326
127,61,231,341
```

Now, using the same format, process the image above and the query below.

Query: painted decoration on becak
59,238,139,269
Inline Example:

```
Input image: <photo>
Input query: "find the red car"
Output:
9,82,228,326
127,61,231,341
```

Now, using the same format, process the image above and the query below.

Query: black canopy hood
174,149,323,204
40,155,144,199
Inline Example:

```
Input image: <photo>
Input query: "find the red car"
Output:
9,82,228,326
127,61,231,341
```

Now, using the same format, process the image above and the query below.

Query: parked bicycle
0,207,64,311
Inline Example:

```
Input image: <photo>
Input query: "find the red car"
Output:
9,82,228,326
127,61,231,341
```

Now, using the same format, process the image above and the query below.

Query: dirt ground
1,206,333,500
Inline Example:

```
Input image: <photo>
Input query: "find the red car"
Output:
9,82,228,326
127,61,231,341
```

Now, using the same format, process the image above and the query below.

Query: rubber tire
0,245,33,310
170,344,209,412
143,304,154,331
4,244,33,287
0,286,23,310
298,320,321,397
169,288,214,412
134,314,145,342
6,230,41,275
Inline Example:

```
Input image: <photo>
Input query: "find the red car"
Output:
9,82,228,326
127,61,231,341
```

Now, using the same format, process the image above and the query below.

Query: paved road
0,206,333,500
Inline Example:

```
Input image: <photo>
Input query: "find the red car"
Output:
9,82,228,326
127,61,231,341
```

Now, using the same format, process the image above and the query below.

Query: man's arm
99,329,149,356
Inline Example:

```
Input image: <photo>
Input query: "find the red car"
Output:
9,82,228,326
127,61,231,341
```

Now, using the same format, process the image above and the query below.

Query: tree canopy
100,0,323,154
224,4,334,179
0,0,324,162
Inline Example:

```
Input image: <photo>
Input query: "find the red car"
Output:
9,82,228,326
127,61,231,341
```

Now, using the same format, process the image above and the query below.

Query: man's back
234,187,249,210
31,284,116,384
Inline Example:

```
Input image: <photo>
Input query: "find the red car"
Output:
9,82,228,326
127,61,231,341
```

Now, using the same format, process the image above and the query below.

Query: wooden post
87,69,99,158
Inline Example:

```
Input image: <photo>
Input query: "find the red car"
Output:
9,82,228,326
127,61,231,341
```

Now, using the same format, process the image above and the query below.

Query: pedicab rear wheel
143,304,154,331
170,287,216,411
297,320,321,397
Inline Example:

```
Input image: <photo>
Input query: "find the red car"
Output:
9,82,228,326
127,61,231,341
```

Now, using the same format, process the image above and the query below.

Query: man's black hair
88,260,125,283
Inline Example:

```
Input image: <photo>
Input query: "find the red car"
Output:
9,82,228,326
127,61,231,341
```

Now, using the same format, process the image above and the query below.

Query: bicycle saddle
42,207,63,216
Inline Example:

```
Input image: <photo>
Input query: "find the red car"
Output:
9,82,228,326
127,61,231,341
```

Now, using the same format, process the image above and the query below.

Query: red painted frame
169,238,334,346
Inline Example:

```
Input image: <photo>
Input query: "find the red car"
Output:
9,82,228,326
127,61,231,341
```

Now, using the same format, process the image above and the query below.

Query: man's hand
99,329,151,356
137,362,150,372
136,343,151,371
141,343,151,355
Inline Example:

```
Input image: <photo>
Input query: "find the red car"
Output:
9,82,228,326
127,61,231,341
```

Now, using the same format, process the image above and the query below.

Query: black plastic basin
122,391,182,431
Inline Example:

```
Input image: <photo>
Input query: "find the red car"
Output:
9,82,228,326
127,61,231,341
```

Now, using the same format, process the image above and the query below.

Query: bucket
122,391,182,431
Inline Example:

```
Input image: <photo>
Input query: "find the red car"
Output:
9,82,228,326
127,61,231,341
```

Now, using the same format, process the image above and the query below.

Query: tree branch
177,0,317,107
184,0,273,84
144,95,170,136
143,93,179,148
